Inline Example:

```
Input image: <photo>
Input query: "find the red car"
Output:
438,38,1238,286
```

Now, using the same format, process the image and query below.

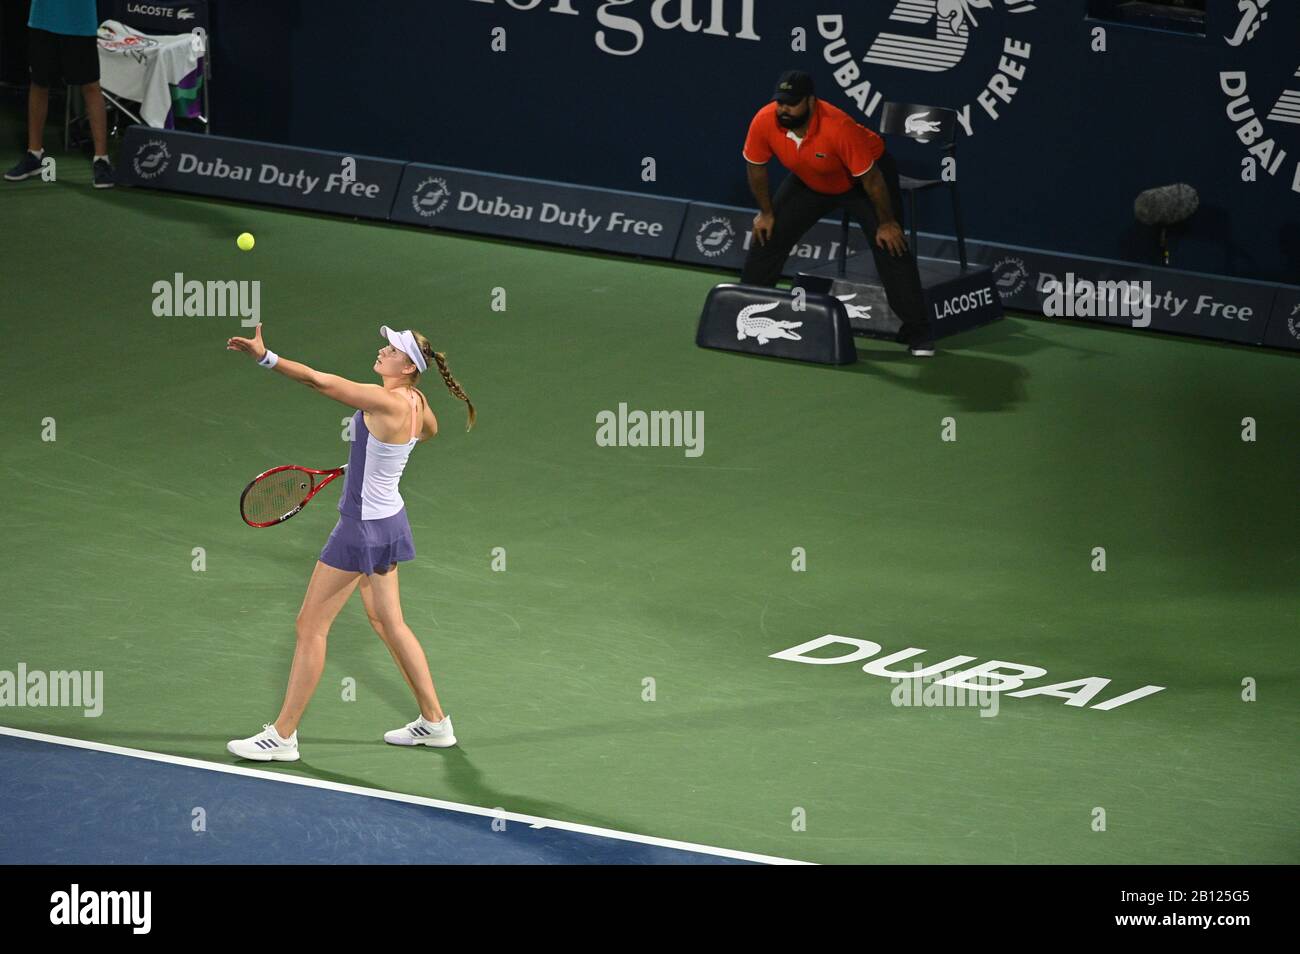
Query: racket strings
243,470,313,523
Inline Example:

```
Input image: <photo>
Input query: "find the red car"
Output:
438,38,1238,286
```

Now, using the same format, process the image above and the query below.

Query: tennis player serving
224,324,475,760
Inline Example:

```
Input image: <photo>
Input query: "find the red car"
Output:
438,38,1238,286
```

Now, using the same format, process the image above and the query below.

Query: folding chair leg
908,190,919,265
950,183,969,272
838,208,850,277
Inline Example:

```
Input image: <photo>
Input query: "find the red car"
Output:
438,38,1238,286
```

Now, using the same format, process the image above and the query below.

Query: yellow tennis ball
237,232,255,251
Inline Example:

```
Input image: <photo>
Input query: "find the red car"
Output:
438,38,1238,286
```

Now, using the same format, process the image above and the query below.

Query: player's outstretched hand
227,324,268,361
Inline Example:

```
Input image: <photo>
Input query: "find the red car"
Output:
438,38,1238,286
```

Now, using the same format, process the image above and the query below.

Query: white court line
0,725,813,865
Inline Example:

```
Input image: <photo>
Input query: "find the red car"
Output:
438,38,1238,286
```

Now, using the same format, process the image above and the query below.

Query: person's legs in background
5,28,114,186
740,175,840,287
5,28,56,181
64,32,114,187
26,82,50,154
842,152,934,351
82,81,108,158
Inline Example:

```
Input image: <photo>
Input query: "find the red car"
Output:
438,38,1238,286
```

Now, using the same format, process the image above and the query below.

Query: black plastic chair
838,101,968,275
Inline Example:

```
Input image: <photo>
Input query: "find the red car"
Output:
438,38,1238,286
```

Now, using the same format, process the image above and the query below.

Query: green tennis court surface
3,119,1297,865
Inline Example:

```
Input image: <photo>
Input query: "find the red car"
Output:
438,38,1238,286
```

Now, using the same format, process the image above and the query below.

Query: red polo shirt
743,99,885,195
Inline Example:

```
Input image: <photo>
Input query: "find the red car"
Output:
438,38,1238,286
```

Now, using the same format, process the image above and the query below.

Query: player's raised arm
226,324,395,413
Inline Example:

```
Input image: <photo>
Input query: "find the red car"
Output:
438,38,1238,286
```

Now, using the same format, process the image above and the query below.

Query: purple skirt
319,508,416,575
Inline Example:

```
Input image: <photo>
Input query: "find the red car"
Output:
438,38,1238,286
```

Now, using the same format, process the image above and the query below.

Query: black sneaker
4,151,44,181
895,327,936,357
92,157,115,189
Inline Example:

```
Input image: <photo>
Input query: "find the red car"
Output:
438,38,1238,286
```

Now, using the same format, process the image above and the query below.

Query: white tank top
339,392,420,521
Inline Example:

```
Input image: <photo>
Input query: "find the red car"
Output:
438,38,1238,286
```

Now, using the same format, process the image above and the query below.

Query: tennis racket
240,464,347,528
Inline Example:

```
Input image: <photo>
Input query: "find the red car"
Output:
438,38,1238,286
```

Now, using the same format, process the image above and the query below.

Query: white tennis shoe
227,723,300,762
385,714,456,748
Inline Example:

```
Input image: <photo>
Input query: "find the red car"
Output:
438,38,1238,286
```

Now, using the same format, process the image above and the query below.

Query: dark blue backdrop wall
205,0,1297,284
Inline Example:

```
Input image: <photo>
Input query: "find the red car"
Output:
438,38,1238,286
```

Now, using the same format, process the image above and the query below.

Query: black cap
773,70,815,105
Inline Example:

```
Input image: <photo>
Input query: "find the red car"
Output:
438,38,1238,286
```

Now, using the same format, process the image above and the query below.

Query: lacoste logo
736,301,803,344
904,111,943,141
836,293,873,321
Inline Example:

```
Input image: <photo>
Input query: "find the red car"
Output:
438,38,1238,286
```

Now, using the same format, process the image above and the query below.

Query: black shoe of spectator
4,151,44,181
93,157,116,189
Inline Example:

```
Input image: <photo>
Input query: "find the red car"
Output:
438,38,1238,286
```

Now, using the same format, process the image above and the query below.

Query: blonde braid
432,351,476,431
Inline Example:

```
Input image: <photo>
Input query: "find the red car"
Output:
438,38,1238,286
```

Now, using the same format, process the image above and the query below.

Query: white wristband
258,349,279,369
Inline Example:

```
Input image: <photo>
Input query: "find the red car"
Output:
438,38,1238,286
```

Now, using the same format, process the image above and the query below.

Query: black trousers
740,153,931,342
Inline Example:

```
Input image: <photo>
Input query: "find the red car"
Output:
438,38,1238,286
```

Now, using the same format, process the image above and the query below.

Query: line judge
741,70,934,356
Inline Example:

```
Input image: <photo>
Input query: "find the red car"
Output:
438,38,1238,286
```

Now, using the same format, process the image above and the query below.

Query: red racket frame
240,464,348,528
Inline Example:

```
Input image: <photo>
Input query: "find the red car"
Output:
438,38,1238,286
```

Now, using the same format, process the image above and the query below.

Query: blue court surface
0,729,798,865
